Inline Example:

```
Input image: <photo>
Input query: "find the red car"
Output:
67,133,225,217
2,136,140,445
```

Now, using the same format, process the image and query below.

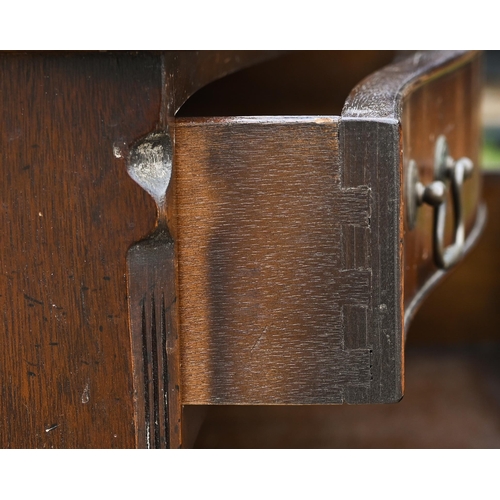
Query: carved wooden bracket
126,131,181,448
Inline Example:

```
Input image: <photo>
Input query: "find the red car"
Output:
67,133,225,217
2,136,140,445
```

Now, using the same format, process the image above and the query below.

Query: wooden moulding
175,51,484,407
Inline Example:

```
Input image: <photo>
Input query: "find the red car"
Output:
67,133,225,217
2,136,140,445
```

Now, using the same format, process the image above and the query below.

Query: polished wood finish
339,119,403,403
126,51,277,447
0,52,160,448
175,117,373,404
401,53,483,325
175,51,484,408
161,51,282,117
0,51,279,448
193,173,500,448
0,50,486,447
194,343,500,448
127,225,180,448
177,51,396,117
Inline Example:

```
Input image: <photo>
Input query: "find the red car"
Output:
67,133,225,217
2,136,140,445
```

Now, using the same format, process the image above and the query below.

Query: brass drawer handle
406,135,474,270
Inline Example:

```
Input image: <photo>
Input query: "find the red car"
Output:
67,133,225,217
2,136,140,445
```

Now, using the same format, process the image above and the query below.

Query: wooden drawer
172,51,484,411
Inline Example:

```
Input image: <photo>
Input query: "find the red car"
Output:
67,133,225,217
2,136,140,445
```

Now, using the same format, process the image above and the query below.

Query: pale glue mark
45,423,59,433
126,131,173,209
81,381,90,404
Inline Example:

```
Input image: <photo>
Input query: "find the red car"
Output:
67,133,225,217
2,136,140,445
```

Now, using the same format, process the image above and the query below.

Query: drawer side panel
175,117,391,404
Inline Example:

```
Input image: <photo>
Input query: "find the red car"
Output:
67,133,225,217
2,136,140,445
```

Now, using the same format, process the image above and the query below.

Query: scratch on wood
23,293,43,305
251,329,267,352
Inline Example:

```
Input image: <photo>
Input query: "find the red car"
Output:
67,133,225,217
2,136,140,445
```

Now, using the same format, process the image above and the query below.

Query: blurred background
483,51,500,170
192,51,500,448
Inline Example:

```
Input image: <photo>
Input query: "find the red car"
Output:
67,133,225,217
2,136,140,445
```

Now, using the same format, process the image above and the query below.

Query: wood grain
127,226,180,448
339,118,403,403
0,52,161,448
194,343,500,448
0,50,281,448
401,54,483,323
340,50,485,401
174,51,483,408
0,50,485,447
177,51,396,117
175,117,375,404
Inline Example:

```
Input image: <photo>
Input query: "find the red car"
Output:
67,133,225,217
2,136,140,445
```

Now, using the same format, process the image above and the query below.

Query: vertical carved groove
150,291,160,449
161,292,170,449
141,297,151,449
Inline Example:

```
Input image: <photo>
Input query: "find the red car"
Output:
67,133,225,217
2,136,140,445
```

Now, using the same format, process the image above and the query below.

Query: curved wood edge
342,51,477,121
339,50,482,400
403,203,488,335
162,51,284,118
342,50,484,341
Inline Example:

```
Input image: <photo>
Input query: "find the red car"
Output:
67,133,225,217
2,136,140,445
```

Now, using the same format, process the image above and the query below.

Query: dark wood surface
339,117,403,403
127,226,180,448
177,51,396,117
174,51,484,407
342,51,484,331
193,343,500,448
161,51,282,117
342,51,475,121
175,116,374,404
127,51,277,447
0,50,487,447
401,53,483,323
0,52,160,448
0,51,276,448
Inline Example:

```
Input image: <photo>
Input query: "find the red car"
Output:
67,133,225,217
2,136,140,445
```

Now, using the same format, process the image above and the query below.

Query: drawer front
401,54,484,324
175,51,484,406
